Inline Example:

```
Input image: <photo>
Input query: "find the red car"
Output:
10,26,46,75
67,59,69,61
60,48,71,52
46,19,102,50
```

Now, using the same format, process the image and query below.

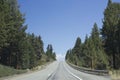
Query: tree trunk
113,53,116,69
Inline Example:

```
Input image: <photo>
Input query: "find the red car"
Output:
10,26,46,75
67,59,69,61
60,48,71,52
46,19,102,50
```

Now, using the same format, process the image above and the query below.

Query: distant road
4,61,111,80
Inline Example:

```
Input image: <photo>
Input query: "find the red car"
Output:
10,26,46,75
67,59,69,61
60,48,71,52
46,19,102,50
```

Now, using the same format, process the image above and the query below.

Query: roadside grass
0,54,55,78
109,70,120,80
0,64,26,77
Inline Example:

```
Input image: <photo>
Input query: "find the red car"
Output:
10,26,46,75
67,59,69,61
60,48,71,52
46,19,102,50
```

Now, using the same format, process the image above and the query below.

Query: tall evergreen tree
66,23,108,69
101,0,120,69
90,23,108,69
0,0,27,68
73,37,81,57
72,37,82,66
0,0,9,49
46,44,56,61
0,0,56,69
19,39,30,69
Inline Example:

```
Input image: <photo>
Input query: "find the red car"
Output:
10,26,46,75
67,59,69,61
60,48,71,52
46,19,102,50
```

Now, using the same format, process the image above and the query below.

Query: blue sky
18,0,120,60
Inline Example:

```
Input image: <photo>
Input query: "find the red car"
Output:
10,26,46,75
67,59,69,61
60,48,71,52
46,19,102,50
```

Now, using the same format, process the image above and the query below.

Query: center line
63,63,83,80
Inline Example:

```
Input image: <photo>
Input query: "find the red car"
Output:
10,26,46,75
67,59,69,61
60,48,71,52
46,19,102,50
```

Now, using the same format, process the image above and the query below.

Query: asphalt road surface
3,61,111,80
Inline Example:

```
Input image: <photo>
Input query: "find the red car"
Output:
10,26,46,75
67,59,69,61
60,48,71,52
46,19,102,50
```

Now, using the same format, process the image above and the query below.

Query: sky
18,0,120,60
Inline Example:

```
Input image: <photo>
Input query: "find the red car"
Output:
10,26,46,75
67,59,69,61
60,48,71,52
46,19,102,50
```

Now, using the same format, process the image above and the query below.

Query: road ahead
4,61,111,80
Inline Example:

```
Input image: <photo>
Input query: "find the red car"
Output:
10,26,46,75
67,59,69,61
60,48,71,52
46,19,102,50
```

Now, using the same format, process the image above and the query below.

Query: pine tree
65,49,72,62
46,44,56,61
108,0,112,6
0,0,9,64
0,0,9,49
0,0,53,69
19,39,30,69
90,23,108,69
52,52,56,60
101,0,120,69
72,37,82,66
0,0,27,68
73,37,81,57
66,23,108,69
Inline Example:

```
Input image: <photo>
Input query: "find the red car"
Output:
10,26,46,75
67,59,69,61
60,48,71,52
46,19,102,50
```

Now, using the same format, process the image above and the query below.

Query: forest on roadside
0,0,56,69
66,0,120,70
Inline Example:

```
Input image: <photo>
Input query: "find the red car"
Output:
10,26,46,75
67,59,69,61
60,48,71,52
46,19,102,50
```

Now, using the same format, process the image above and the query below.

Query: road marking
47,62,60,80
63,63,82,80
47,73,53,80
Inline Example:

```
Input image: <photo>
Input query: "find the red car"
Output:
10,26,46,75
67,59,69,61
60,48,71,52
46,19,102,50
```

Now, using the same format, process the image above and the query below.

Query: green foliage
46,44,56,61
101,0,120,69
0,64,26,77
66,23,108,70
0,0,27,68
66,39,84,67
0,0,56,70
66,0,120,70
90,23,108,69
19,40,30,69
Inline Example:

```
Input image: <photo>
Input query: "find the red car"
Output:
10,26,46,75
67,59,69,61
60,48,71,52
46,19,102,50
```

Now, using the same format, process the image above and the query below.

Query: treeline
46,44,56,61
0,0,56,69
66,0,120,70
66,24,108,69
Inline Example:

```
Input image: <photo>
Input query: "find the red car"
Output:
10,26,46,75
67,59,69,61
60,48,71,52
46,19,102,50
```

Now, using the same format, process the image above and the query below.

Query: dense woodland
0,0,56,69
66,0,120,70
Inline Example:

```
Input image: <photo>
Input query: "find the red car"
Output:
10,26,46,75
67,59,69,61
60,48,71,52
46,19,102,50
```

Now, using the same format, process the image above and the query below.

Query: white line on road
47,62,60,80
47,73,53,80
63,63,83,80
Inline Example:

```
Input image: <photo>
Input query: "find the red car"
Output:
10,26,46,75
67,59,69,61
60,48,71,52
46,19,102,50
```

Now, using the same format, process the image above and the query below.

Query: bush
0,64,26,77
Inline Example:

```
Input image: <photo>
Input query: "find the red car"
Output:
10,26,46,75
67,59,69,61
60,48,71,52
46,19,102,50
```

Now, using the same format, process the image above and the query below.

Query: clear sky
18,0,120,60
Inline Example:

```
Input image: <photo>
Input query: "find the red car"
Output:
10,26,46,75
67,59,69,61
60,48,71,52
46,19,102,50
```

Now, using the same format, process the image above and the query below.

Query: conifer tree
101,0,120,69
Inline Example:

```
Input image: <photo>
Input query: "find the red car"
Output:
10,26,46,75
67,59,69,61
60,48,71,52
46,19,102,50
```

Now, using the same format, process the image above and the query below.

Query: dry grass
109,70,120,80
0,64,26,77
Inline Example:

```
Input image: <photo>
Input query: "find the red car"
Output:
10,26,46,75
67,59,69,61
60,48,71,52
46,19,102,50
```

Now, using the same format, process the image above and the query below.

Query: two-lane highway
48,62,111,80
3,61,111,80
48,62,80,80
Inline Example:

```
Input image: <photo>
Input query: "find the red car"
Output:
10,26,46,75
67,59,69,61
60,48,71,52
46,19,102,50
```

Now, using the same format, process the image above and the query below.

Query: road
3,61,111,80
